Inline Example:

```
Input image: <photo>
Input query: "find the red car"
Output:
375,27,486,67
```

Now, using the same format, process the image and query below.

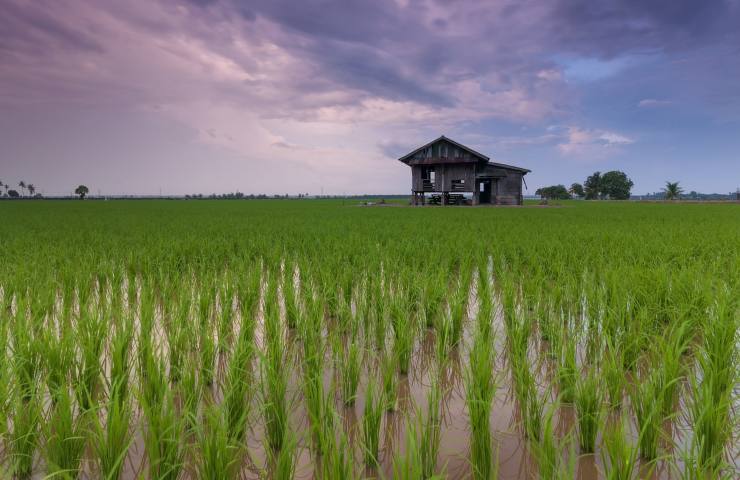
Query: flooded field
0,199,737,479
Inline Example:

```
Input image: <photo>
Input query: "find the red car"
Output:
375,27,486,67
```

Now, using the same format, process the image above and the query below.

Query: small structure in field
398,136,530,205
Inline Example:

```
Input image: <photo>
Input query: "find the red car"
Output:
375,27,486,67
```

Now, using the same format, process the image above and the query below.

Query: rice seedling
336,334,363,405
420,371,443,479
222,334,253,445
194,403,243,480
531,401,579,479
602,342,626,409
8,392,42,479
465,329,497,480
268,421,299,480
381,345,399,411
141,387,185,480
630,369,663,462
91,380,134,480
601,415,641,480
574,366,602,454
43,387,88,479
392,417,426,480
361,377,383,466
317,411,355,480
260,296,290,452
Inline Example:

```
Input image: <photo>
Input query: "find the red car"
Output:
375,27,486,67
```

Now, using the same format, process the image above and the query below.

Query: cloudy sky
1,0,739,196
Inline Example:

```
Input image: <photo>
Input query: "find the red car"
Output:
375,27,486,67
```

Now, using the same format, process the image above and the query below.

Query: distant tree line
536,170,634,200
0,179,41,198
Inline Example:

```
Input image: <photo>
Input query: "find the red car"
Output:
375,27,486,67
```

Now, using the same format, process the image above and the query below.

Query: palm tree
27,184,36,197
663,181,683,200
18,180,26,197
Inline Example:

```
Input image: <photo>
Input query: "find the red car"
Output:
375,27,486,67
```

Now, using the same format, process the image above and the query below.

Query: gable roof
397,135,489,163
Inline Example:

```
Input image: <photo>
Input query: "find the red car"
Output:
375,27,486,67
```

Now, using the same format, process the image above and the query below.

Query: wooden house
398,136,530,205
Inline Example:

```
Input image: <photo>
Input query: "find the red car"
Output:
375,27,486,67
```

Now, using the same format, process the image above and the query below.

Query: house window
430,170,436,182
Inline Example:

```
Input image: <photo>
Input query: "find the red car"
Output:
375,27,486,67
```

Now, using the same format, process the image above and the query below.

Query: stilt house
398,136,530,205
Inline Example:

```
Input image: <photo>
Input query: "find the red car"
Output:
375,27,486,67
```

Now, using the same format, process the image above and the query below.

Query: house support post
473,185,480,205
442,192,448,206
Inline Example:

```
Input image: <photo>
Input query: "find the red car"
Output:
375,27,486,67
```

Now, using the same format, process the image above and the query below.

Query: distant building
398,136,530,205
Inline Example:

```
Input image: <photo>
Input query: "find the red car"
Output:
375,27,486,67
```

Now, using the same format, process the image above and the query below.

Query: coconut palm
27,184,36,196
18,180,26,197
663,181,683,200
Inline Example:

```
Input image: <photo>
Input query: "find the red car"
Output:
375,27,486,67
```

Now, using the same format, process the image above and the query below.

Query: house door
479,180,492,203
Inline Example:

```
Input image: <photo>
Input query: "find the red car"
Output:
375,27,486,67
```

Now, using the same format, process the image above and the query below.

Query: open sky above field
1,0,739,196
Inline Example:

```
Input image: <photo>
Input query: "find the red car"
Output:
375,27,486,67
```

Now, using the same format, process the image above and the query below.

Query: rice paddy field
0,199,737,479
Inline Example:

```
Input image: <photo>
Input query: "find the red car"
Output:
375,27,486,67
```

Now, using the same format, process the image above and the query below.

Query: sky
1,0,739,196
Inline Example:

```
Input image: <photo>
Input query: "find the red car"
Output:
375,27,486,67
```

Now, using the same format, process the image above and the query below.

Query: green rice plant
222,335,253,444
556,323,577,404
108,318,132,403
448,281,468,348
602,343,625,409
302,367,334,456
392,417,426,480
465,331,497,480
337,336,363,405
194,403,242,480
268,421,298,480
91,380,133,480
420,372,443,479
198,312,217,386
361,377,383,466
283,262,300,330
42,328,75,403
317,410,355,480
601,415,641,480
260,301,290,452
381,346,399,411
686,365,734,476
141,388,185,480
574,366,602,454
391,293,415,375
630,369,662,462
43,387,87,479
8,392,41,479
217,279,236,352
532,403,577,479
178,358,203,431
656,322,691,419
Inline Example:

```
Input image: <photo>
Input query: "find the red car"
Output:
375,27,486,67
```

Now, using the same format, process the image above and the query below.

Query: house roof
397,135,530,174
398,135,489,163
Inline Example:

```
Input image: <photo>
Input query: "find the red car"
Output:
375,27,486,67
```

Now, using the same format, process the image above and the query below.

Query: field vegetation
0,199,737,479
